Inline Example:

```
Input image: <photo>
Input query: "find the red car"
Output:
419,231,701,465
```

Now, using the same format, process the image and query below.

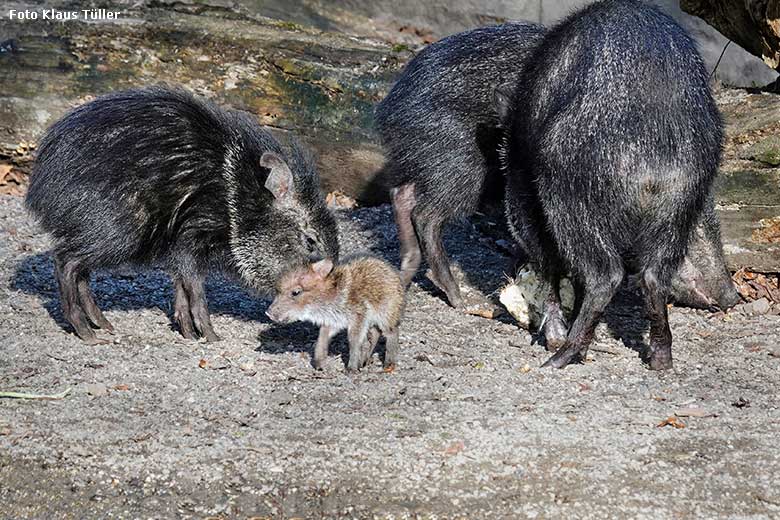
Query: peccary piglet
498,0,723,369
375,22,546,311
26,86,338,344
266,256,404,371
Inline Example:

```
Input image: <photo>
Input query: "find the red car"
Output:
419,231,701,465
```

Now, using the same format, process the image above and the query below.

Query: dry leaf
383,364,396,374
113,384,130,391
733,268,780,303
198,359,208,369
657,416,686,429
519,363,531,373
751,216,780,244
325,191,357,209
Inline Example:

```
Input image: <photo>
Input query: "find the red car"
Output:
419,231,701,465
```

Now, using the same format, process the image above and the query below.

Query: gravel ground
1,193,779,519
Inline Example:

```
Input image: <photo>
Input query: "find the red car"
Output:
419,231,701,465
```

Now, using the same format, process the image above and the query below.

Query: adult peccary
375,19,738,315
497,0,723,369
26,86,339,344
375,21,546,310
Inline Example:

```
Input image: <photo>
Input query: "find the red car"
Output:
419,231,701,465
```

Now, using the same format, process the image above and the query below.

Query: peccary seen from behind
376,19,738,316
375,22,546,310
498,0,723,369
26,86,338,344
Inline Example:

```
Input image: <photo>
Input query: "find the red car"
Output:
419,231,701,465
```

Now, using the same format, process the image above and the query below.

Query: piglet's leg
360,327,381,368
313,325,336,371
346,317,369,372
383,327,400,369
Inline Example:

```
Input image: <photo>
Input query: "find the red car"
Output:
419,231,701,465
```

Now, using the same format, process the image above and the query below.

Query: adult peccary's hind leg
173,277,196,340
640,266,675,370
392,184,421,288
540,274,567,352
413,211,463,308
543,261,624,369
76,270,114,333
54,254,109,345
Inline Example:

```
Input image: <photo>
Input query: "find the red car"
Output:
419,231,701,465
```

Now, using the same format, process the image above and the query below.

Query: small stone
268,390,293,406
751,298,771,315
86,383,108,397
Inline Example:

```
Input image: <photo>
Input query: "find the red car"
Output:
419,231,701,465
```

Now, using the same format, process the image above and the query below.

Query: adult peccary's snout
25,85,338,344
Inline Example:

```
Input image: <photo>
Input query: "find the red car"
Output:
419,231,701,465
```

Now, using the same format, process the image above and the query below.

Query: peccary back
500,0,722,369
26,85,338,343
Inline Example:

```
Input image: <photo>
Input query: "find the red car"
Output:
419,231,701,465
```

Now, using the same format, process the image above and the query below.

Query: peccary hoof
541,346,584,369
648,352,673,371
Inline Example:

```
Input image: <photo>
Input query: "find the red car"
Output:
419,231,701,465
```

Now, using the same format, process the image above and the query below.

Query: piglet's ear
311,258,334,279
261,152,293,201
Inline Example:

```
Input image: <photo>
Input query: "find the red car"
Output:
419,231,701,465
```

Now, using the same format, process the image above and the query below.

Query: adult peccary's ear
261,152,293,200
493,83,514,123
311,258,334,278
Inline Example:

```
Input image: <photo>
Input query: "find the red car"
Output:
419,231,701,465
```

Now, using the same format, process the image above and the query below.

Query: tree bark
681,0,780,71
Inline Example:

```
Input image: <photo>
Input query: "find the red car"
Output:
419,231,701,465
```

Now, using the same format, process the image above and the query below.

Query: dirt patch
1,194,779,518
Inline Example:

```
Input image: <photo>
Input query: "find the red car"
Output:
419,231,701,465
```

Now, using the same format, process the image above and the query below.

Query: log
681,0,780,71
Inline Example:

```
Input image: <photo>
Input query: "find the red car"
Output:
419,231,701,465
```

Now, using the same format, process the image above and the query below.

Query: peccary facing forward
26,86,338,344
266,256,404,371
375,22,546,309
498,0,722,369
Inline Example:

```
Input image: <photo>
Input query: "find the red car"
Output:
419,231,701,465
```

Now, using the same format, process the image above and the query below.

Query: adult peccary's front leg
172,270,219,342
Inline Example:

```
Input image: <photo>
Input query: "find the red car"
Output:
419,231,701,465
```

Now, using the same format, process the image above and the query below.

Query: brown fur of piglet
266,255,405,371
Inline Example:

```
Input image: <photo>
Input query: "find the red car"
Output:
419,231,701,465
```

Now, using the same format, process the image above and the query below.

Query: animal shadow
11,253,268,335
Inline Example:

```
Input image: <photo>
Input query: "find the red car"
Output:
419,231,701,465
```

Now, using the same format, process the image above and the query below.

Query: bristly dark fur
26,85,338,343
499,0,723,369
375,22,547,307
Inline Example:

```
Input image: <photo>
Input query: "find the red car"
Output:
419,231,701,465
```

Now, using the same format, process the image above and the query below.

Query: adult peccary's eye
291,288,302,297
